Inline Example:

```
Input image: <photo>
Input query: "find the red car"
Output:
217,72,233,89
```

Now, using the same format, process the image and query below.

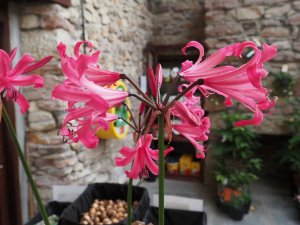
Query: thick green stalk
127,178,133,225
2,106,50,225
158,114,165,225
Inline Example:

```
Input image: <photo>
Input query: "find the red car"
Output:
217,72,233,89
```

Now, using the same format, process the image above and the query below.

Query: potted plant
213,110,262,220
217,188,251,220
274,97,300,200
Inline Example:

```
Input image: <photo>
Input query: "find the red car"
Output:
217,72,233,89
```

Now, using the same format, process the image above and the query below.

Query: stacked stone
19,0,153,202
151,0,205,45
204,0,300,135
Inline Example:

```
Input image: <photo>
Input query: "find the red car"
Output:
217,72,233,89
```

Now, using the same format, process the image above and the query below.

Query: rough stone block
237,6,264,20
37,99,67,112
29,120,56,132
28,130,64,145
27,143,71,156
293,41,300,52
293,1,300,11
102,15,110,25
41,14,74,31
21,29,72,59
28,110,54,123
205,10,228,22
265,4,291,18
273,50,300,61
287,12,300,25
261,27,289,37
20,14,40,29
244,0,288,5
273,40,291,50
205,0,239,9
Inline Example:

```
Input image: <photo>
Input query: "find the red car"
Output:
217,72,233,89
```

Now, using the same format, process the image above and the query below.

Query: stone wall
204,0,300,135
150,0,205,44
18,0,153,202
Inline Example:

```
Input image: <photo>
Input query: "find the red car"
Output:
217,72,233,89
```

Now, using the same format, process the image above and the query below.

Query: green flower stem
2,105,50,225
127,178,133,225
158,114,165,225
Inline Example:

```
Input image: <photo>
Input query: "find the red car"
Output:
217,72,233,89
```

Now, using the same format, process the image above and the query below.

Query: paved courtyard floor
141,177,300,225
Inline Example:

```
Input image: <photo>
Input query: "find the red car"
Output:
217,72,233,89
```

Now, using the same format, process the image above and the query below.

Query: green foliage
213,109,262,188
270,71,295,97
229,192,251,209
276,98,300,172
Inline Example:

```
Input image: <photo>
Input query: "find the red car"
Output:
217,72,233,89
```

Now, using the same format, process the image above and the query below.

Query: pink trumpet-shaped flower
59,41,120,86
56,42,128,108
171,92,210,158
0,48,52,113
180,41,277,126
53,41,128,148
60,104,117,149
115,134,174,179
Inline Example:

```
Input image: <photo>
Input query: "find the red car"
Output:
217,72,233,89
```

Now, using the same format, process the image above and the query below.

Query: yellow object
179,154,193,175
97,81,131,139
191,161,201,176
166,161,179,174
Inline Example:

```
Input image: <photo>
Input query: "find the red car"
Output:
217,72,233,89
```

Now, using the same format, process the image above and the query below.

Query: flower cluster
52,42,128,148
0,48,51,115
0,40,277,180
51,40,276,180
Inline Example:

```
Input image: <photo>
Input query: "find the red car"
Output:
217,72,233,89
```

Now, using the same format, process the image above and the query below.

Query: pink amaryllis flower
179,41,277,126
55,42,128,108
115,134,174,179
171,90,210,158
60,103,117,148
0,48,52,113
59,41,120,86
53,41,128,148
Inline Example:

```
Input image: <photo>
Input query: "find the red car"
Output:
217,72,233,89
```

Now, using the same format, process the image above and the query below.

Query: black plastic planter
25,201,70,225
59,183,149,225
144,206,207,225
228,206,244,221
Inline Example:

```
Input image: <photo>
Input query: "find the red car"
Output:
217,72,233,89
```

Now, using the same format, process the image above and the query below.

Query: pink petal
22,55,52,74
181,60,193,72
9,74,44,88
63,107,94,124
10,54,34,77
85,67,120,86
182,41,205,66
57,42,67,58
119,146,135,157
16,93,30,114
9,48,17,61
74,41,94,58
139,102,146,115
76,51,100,76
144,148,159,175
156,64,163,87
148,67,157,98
234,107,263,126
77,121,99,149
0,50,10,77
260,44,277,64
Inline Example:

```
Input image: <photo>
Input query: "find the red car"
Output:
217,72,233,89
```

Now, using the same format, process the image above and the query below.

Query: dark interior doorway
0,1,22,225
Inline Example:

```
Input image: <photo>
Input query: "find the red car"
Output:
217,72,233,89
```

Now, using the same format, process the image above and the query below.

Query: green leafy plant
213,109,262,189
229,191,251,210
276,97,300,172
